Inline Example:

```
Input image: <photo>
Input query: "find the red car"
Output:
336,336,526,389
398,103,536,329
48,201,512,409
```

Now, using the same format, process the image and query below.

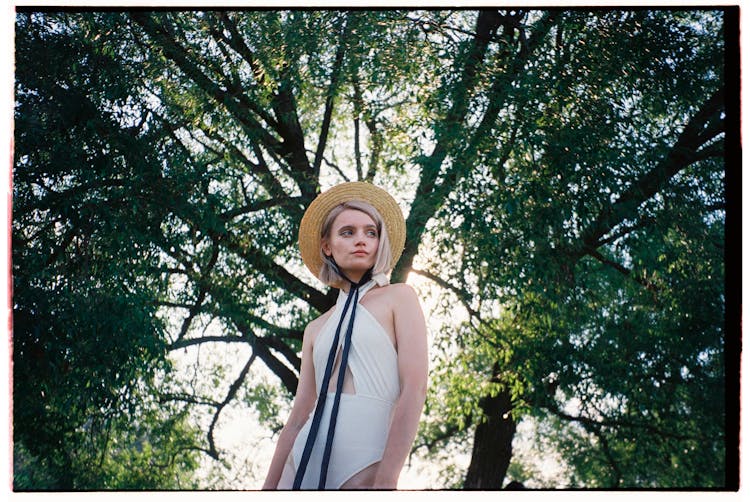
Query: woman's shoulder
303,306,336,340
382,281,417,295
375,282,420,306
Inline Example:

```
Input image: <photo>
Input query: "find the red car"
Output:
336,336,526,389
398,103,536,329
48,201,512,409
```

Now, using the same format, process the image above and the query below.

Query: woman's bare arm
262,320,321,489
373,283,428,488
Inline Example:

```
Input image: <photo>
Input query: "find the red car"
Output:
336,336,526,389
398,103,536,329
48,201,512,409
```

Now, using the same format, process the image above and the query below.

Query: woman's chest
358,296,396,349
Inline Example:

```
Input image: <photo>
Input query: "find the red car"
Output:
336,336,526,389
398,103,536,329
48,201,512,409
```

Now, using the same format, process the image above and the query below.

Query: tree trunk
463,386,516,489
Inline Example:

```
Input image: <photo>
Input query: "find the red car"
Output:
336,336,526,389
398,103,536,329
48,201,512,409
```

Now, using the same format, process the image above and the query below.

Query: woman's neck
338,269,371,291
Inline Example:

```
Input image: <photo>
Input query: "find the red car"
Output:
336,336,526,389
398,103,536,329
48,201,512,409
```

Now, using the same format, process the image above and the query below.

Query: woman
263,182,428,490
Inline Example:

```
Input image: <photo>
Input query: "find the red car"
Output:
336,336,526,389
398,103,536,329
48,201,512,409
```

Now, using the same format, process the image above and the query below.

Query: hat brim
298,182,406,281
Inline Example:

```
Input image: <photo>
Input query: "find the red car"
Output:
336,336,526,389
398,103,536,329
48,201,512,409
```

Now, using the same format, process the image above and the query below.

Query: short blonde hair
318,200,393,287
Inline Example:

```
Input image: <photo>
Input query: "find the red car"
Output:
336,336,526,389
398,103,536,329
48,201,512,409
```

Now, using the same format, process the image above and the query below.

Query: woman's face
322,208,379,276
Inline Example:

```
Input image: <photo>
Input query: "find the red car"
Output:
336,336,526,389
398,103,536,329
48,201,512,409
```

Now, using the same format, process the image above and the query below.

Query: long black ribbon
292,265,372,490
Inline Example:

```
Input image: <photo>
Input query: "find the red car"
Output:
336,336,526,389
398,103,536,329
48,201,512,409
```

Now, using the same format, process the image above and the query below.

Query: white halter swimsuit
283,279,400,489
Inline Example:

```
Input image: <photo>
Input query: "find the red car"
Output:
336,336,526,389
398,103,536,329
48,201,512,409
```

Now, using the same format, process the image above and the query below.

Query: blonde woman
263,182,428,490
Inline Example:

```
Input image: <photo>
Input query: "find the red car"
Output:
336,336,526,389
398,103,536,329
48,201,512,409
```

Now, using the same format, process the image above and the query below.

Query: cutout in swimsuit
281,278,399,489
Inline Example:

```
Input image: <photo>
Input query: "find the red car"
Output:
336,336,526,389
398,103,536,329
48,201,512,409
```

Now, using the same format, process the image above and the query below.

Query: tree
13,8,734,489
419,9,731,488
13,11,202,489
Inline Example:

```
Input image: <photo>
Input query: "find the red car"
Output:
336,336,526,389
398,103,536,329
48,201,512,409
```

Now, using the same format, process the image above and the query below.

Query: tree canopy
13,8,736,489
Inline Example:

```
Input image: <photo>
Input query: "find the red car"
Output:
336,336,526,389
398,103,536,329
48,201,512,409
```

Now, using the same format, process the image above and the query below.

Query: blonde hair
318,200,393,287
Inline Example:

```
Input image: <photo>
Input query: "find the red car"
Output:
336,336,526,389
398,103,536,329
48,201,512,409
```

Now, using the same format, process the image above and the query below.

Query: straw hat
298,182,406,280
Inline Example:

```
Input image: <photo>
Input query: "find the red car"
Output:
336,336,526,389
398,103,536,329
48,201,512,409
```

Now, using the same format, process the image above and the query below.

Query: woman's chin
338,261,375,275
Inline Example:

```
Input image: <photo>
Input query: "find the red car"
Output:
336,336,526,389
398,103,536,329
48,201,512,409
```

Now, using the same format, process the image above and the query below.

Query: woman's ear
322,239,331,257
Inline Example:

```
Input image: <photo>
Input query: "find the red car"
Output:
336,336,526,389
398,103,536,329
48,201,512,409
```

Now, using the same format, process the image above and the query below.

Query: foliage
423,9,728,488
13,8,731,489
13,11,201,489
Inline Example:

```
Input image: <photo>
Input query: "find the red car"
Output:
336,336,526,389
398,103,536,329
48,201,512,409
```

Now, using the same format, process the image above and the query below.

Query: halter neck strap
292,264,374,489
326,256,373,288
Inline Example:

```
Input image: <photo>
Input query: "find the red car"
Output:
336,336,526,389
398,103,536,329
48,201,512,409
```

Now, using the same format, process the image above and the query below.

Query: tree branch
218,13,268,83
219,196,304,221
596,217,656,247
411,267,480,320
206,351,257,459
175,236,221,343
462,11,560,171
584,247,662,294
544,404,710,442
313,13,350,177
580,88,724,251
169,334,247,351
196,123,289,201
393,10,505,282
592,427,623,488
311,149,351,182
160,392,221,408
235,321,300,394
130,13,287,168
263,13,315,198
394,11,557,283
210,12,280,130
26,178,128,212
220,232,332,313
